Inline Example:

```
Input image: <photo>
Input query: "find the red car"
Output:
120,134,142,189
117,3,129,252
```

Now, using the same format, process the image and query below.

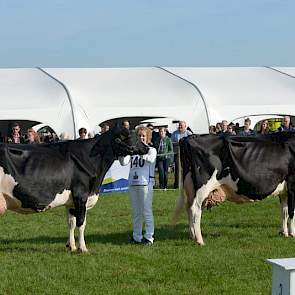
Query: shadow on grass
209,221,278,229
0,223,190,251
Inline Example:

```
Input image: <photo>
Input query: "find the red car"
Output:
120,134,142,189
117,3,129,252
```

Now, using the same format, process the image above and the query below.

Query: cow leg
289,215,295,237
71,189,87,227
191,185,219,245
286,177,295,237
190,204,204,245
75,195,98,252
78,214,88,253
280,194,289,237
66,209,77,251
183,173,198,241
0,193,7,216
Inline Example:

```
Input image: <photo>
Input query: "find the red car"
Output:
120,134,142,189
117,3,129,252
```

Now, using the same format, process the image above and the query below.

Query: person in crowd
209,125,217,134
215,122,222,134
6,122,25,144
59,132,72,141
122,120,130,130
122,120,136,143
119,126,157,246
88,131,95,138
278,116,295,131
26,128,41,144
257,120,270,134
100,123,110,134
78,128,87,140
171,121,192,189
147,123,159,146
43,133,59,143
154,127,173,190
238,118,256,136
221,120,228,133
226,123,236,135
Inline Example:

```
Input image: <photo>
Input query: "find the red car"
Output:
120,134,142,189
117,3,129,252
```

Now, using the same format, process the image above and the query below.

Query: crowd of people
209,116,294,136
5,117,292,190
0,122,42,144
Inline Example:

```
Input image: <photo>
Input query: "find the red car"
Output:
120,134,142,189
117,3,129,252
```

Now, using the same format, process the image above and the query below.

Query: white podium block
267,258,295,295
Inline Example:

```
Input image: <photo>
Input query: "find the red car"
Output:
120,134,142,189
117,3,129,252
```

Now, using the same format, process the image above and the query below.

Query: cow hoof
66,243,77,252
194,239,205,246
78,247,89,253
289,233,295,238
279,231,289,237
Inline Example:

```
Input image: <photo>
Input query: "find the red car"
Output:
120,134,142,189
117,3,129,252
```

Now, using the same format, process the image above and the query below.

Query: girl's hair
136,126,152,144
27,128,41,143
259,120,269,133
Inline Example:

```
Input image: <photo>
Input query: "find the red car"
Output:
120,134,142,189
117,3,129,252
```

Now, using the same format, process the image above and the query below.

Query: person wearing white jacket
119,126,157,245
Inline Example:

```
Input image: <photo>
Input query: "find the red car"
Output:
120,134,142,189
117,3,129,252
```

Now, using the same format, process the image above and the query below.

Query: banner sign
100,160,130,193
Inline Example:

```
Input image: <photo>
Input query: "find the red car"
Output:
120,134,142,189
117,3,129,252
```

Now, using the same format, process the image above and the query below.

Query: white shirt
119,147,157,186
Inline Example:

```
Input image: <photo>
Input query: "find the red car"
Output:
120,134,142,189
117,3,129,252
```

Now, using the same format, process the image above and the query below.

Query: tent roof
0,68,74,136
165,67,295,126
44,67,208,133
1,67,295,136
273,67,295,78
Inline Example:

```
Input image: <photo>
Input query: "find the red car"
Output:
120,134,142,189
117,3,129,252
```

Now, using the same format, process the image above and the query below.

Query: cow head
112,127,149,157
90,126,148,158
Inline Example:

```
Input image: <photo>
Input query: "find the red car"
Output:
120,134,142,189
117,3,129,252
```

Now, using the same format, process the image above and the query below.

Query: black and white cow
172,132,295,245
0,126,147,252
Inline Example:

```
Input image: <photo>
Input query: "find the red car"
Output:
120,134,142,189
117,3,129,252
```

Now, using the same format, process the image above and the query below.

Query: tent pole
36,67,77,139
155,66,211,130
264,66,295,79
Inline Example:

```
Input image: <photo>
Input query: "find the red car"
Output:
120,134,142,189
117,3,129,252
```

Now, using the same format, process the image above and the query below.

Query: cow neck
89,133,116,190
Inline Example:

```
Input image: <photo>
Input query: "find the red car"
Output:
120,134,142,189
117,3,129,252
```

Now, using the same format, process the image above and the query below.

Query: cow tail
171,150,185,225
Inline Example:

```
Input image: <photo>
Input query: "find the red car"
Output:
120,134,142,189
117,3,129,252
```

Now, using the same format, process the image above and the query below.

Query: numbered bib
129,155,150,186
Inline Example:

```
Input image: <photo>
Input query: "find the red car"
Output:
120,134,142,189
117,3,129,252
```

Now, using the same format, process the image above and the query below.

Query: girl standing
120,126,157,245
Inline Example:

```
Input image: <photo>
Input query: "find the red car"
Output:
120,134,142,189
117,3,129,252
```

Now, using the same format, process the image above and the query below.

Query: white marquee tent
165,67,295,126
0,66,295,138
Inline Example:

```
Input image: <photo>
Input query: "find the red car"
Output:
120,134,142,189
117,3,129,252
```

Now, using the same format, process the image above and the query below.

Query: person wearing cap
6,122,25,144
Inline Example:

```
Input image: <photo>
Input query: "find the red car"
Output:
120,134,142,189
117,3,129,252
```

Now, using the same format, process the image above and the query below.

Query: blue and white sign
100,160,130,193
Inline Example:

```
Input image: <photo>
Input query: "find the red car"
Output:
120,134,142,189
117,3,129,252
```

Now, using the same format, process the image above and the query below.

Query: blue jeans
157,158,169,189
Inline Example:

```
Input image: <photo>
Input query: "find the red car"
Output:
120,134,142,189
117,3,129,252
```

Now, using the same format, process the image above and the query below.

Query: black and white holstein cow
172,132,295,245
0,126,147,252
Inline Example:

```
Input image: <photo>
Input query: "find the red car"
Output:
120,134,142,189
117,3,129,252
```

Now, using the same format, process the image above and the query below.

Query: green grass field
0,190,294,294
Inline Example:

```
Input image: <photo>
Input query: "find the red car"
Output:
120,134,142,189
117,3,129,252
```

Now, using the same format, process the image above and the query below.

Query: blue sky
0,0,294,67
